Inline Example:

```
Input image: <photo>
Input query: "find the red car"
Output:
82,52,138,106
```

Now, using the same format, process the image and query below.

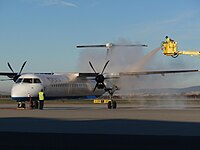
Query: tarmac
1,102,200,149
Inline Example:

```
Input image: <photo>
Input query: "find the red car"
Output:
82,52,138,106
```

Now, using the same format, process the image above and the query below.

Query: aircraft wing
0,72,17,78
119,69,200,76
78,69,200,78
78,73,98,77
77,45,106,48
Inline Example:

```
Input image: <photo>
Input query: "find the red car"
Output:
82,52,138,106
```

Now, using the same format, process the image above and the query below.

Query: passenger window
34,78,41,83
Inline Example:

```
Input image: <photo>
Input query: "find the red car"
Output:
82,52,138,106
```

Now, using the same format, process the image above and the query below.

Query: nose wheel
108,100,117,109
17,102,26,109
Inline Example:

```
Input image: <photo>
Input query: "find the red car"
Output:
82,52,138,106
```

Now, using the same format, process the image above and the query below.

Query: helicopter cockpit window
16,78,23,84
23,78,33,83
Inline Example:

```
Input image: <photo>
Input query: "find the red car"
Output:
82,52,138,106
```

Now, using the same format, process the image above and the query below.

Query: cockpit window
23,78,33,83
17,78,42,84
34,78,41,83
16,78,23,83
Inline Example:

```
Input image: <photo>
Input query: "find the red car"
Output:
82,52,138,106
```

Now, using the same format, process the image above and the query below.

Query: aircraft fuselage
11,73,105,101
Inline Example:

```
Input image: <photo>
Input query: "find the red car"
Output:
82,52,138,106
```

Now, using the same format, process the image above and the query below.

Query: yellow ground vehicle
162,38,200,58
93,99,111,104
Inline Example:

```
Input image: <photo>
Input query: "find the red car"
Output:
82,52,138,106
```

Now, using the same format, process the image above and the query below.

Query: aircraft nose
11,84,43,98
11,84,24,97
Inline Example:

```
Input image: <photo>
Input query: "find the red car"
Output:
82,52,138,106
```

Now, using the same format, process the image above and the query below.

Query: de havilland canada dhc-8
0,60,200,109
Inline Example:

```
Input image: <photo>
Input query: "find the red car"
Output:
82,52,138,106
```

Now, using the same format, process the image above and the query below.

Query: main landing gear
105,87,118,109
108,100,117,109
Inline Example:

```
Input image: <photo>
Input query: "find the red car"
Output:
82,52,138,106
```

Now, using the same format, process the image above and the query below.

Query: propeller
89,60,110,92
77,43,148,59
7,61,27,82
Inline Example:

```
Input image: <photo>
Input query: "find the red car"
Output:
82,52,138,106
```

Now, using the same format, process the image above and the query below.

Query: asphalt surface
1,103,200,149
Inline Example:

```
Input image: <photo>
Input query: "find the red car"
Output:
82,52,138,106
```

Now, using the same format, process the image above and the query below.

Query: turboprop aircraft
0,60,199,109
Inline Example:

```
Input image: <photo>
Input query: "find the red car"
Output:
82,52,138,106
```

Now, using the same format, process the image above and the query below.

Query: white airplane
0,60,199,109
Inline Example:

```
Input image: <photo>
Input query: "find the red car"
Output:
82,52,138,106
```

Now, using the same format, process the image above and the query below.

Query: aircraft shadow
0,118,200,149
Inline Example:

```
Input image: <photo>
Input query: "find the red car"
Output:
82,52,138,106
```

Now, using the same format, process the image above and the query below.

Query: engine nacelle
105,43,113,49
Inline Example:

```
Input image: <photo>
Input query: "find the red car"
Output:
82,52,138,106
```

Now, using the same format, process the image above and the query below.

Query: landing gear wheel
108,101,112,109
17,102,26,109
112,101,117,109
18,102,21,108
107,101,117,109
22,102,26,109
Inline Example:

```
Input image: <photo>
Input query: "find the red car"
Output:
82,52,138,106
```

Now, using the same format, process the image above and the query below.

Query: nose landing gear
17,102,26,109
17,100,39,109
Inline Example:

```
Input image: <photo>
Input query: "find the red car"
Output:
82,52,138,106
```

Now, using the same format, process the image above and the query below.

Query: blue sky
0,0,200,91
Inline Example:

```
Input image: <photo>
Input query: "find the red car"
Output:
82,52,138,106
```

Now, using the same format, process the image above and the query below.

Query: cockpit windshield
16,78,41,84
23,78,33,83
